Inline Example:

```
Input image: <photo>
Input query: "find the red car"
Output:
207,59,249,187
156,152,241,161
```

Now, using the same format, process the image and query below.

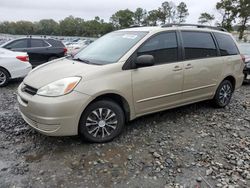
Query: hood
24,58,100,89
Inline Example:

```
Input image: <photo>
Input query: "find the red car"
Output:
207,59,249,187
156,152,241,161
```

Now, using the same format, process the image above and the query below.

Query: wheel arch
89,93,131,122
222,75,236,91
77,92,132,136
0,66,11,78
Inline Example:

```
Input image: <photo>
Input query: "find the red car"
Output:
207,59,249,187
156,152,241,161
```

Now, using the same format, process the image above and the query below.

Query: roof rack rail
129,24,148,28
161,24,228,32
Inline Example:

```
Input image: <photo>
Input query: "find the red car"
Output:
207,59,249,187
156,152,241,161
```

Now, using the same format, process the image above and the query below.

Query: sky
0,0,221,24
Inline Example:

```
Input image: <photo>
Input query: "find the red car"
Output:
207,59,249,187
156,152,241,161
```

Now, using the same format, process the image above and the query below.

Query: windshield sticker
122,34,138,39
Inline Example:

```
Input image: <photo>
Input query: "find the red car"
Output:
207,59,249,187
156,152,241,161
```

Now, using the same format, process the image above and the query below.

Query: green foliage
216,0,250,39
110,9,134,29
146,9,162,26
36,19,59,35
177,2,189,23
237,0,250,39
134,8,147,25
216,0,238,31
158,1,189,24
59,16,84,36
198,13,215,25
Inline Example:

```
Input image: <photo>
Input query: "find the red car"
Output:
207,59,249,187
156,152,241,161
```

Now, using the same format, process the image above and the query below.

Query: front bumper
17,83,92,136
243,63,250,79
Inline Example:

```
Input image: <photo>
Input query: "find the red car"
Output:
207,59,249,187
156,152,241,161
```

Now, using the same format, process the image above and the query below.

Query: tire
213,80,233,108
79,100,125,143
0,68,10,87
48,56,58,62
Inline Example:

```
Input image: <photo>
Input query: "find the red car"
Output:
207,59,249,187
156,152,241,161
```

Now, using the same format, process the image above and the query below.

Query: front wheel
79,100,125,143
213,80,233,108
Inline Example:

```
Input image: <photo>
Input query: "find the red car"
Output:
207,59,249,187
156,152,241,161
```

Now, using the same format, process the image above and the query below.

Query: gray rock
153,152,161,158
196,177,202,182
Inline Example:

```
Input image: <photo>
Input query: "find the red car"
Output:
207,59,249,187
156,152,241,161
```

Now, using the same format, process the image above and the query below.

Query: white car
0,48,32,87
66,40,91,55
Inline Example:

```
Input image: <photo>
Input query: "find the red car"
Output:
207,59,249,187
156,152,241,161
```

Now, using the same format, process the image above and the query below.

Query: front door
131,32,184,115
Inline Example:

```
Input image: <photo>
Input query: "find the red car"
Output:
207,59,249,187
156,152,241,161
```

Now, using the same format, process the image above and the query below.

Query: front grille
22,85,38,96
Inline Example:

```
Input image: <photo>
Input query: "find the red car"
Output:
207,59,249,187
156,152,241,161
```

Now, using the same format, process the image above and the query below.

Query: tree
176,2,189,23
110,9,134,29
59,16,85,36
134,8,147,25
216,0,238,31
198,13,215,25
160,1,189,24
146,10,161,26
237,0,250,40
161,1,176,24
14,21,35,35
36,19,59,35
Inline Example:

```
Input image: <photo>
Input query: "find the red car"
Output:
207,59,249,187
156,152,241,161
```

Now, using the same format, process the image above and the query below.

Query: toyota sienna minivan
17,24,245,142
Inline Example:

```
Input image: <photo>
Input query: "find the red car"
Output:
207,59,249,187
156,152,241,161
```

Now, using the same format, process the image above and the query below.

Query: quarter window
138,32,178,64
181,31,217,60
214,33,239,56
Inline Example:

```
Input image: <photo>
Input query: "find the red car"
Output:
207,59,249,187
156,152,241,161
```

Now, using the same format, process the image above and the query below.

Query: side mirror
135,55,155,67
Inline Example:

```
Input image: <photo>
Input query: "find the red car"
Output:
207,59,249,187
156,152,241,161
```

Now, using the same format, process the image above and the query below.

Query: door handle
185,64,193,69
173,65,182,71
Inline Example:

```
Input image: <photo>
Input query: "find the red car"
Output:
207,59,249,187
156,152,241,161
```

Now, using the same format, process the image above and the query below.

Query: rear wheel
0,68,10,87
79,100,125,143
48,56,58,62
213,80,233,108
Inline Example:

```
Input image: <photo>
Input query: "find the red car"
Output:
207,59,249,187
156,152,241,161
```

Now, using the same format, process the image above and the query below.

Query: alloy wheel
219,83,232,106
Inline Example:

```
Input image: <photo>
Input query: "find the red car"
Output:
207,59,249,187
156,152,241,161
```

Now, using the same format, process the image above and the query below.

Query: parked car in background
18,25,244,142
66,39,94,56
238,43,250,82
0,48,32,87
1,37,67,67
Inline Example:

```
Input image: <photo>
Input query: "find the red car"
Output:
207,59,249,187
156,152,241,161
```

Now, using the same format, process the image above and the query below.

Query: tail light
63,47,68,54
16,55,29,62
241,54,245,63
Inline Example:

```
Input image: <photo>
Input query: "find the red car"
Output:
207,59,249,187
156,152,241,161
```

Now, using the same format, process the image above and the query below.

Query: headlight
246,62,250,68
37,77,81,97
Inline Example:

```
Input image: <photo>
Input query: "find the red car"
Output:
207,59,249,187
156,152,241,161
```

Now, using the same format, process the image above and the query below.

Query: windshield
238,43,250,55
74,31,148,65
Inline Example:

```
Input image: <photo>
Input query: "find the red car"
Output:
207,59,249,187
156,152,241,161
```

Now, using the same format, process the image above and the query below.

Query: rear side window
181,31,217,60
138,32,178,64
214,33,239,56
31,39,48,48
5,39,28,49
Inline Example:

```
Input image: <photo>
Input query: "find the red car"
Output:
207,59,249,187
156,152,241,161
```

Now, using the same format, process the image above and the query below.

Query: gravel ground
0,79,249,188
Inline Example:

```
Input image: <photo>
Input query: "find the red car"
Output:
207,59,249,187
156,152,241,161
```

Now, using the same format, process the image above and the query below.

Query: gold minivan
17,24,245,142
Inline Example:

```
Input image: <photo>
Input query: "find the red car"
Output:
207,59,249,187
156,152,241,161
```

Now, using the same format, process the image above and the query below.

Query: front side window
181,31,217,60
137,32,178,64
74,31,148,65
5,39,28,49
214,33,239,56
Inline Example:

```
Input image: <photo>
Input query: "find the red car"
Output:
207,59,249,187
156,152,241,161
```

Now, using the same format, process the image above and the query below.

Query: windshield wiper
72,57,101,65
73,57,91,64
